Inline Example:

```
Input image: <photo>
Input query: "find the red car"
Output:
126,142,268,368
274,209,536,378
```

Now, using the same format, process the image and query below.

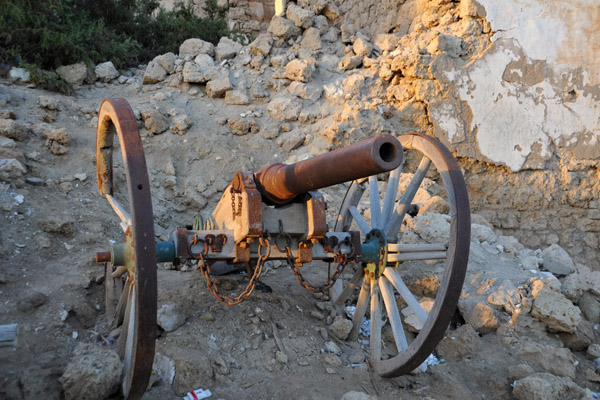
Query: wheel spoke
333,265,364,306
385,156,431,237
122,287,137,396
387,252,447,262
348,206,371,235
384,268,428,325
370,279,382,361
113,278,131,328
379,276,408,352
111,265,128,279
106,194,132,233
381,168,401,228
387,243,447,252
368,175,382,229
349,277,371,342
117,282,134,358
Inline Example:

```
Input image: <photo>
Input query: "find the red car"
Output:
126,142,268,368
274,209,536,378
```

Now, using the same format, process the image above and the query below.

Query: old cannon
94,98,471,399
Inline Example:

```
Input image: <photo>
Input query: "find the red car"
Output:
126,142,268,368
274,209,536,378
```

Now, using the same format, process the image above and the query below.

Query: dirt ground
0,76,599,400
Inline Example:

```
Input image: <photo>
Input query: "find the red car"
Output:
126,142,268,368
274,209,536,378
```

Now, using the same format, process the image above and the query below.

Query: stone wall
271,0,600,269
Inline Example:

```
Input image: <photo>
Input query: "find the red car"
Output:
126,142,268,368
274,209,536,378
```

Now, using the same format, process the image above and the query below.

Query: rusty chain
284,239,353,293
197,235,271,306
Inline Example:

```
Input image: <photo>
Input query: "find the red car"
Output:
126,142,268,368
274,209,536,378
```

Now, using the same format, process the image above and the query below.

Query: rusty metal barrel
253,134,403,205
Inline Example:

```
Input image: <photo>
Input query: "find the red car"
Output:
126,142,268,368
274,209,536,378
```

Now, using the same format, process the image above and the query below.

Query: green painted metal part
362,229,387,280
111,241,175,266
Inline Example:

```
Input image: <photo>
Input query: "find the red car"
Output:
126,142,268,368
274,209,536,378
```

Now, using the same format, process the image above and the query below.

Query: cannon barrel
253,134,403,205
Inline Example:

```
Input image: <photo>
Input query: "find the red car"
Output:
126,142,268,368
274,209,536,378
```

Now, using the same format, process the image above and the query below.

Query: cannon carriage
94,98,471,399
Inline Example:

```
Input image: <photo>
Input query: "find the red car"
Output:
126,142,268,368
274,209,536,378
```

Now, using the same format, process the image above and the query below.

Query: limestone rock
561,320,595,352
17,291,48,312
459,301,499,334
330,316,352,340
427,33,465,58
267,96,302,121
375,34,400,51
322,27,340,43
171,114,191,133
61,343,122,400
411,212,450,243
518,340,576,378
276,130,304,152
353,37,373,58
324,353,342,367
224,90,250,105
56,62,87,85
0,158,26,183
268,16,301,40
156,52,176,74
141,110,169,134
436,324,479,360
313,14,328,34
38,95,60,110
287,81,322,102
540,244,575,276
529,273,560,298
561,265,600,302
285,59,313,82
157,304,186,332
143,60,167,84
43,128,70,155
301,27,322,50
0,119,28,141
154,344,214,396
249,33,273,57
9,67,31,83
487,279,521,314
338,56,362,71
40,218,74,236
206,75,232,98
182,61,208,83
286,4,315,29
94,61,119,82
215,37,242,61
531,288,581,333
323,3,340,21
228,118,259,136
513,373,583,400
459,0,487,19
179,38,214,57
578,291,600,323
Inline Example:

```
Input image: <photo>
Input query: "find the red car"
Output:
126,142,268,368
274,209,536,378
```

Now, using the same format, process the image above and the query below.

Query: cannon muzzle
252,134,403,205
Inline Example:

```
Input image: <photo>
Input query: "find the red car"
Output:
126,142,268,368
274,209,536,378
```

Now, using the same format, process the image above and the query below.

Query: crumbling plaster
431,0,600,172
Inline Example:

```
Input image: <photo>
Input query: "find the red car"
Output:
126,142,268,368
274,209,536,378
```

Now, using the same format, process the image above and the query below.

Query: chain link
198,236,271,306
284,241,351,293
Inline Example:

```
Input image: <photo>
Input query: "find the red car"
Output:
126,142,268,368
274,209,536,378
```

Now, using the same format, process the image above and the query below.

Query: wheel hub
361,229,387,280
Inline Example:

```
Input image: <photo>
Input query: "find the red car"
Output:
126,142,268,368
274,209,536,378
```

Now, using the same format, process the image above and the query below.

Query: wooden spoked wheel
330,132,470,377
96,98,157,399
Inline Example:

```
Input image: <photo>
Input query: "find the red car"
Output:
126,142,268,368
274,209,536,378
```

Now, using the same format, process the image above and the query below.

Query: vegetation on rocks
0,0,229,78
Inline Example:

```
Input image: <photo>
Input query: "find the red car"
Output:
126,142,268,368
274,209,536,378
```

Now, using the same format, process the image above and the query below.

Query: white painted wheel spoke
387,243,448,252
122,286,136,395
348,206,371,235
349,278,371,342
387,251,447,262
106,194,132,233
370,280,382,361
385,156,432,237
333,265,364,306
381,168,401,228
368,175,381,229
384,268,428,325
110,265,128,279
379,276,408,352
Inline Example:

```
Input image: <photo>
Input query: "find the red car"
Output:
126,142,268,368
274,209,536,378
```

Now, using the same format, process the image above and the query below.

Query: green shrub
0,0,230,72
